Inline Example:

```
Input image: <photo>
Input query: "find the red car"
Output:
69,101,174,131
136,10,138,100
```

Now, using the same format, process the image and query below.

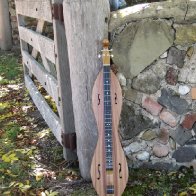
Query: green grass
0,52,71,195
0,52,22,84
5,124,21,141
0,52,38,195
71,168,196,196
123,168,196,196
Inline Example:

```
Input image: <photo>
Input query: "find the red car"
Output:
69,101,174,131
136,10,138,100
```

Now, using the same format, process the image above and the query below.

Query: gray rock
184,48,196,84
167,47,186,68
141,129,157,141
169,137,176,150
136,151,150,161
125,88,142,104
193,123,196,134
192,102,196,112
178,67,189,83
170,126,193,146
185,139,196,145
120,103,157,140
158,88,189,115
178,85,190,96
153,144,169,158
151,59,167,79
172,147,196,163
112,19,174,79
124,141,147,154
142,162,175,171
132,69,161,94
160,52,168,59
110,1,194,32
117,72,126,87
187,65,196,84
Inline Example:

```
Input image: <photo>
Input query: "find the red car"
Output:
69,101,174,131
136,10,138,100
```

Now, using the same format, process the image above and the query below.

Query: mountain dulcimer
91,39,128,196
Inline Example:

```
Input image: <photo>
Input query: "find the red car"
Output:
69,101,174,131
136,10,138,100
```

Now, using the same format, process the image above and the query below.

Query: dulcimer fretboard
103,64,113,171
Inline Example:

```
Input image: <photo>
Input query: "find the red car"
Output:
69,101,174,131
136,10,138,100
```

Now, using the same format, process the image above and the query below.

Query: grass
0,51,80,195
0,52,36,195
71,186,96,196
71,168,196,196
123,168,196,196
0,52,61,195
0,52,22,85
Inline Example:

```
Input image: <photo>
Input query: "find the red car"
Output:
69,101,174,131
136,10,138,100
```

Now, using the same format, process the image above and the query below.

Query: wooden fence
15,0,77,160
16,0,110,179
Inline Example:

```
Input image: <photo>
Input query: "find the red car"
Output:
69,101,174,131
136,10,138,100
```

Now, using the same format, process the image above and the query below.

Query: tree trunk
63,0,110,180
0,0,12,50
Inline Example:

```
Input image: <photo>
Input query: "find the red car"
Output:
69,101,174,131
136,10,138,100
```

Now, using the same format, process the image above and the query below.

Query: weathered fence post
63,0,110,179
0,0,12,50
52,0,77,160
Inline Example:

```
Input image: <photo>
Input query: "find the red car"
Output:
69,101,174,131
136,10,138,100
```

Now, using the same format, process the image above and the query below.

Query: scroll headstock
99,39,113,66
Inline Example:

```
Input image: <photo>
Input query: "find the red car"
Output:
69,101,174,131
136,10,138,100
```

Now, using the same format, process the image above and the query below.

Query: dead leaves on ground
0,53,80,195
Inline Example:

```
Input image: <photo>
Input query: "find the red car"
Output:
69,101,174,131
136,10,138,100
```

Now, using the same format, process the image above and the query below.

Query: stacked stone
111,1,196,171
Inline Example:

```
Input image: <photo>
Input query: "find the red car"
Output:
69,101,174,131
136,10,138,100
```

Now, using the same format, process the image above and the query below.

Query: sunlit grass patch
0,102,11,113
0,112,13,121
0,88,9,98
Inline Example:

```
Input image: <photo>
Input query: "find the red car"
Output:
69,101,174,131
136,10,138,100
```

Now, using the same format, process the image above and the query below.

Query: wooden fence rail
15,0,77,160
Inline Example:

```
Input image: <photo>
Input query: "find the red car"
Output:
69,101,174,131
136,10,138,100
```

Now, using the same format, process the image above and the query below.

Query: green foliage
5,124,21,141
0,102,10,113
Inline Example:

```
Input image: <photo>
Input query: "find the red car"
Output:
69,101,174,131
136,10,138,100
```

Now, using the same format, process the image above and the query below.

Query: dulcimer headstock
100,39,113,66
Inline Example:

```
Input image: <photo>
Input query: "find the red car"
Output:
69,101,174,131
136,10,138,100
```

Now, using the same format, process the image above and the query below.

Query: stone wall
110,0,196,171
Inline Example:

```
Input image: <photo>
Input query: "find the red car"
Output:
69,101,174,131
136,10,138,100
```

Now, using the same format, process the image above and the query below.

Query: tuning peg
98,54,102,58
111,54,114,58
